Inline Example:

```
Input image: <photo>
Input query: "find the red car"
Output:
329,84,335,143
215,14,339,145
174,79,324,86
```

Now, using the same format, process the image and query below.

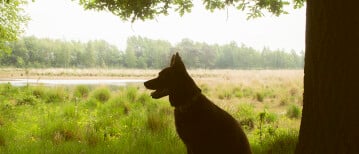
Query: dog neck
169,71,202,110
175,92,202,112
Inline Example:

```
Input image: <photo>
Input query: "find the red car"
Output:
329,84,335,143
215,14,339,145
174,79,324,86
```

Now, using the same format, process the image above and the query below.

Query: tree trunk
296,0,359,153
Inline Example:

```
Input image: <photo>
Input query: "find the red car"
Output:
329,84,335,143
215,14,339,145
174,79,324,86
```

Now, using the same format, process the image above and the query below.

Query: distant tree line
0,36,304,69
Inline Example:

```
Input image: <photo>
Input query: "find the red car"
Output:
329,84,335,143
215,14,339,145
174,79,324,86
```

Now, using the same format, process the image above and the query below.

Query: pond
0,78,146,87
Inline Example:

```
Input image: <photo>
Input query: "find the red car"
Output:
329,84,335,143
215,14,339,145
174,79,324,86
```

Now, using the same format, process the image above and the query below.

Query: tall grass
73,85,90,99
91,87,111,103
250,128,299,154
0,70,303,153
286,104,302,119
0,84,187,153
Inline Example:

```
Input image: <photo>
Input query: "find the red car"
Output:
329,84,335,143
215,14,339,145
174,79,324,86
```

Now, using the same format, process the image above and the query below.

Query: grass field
0,69,303,153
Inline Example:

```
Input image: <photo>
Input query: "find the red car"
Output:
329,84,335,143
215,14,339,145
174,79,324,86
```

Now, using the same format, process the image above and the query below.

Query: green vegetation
286,104,302,119
79,0,304,22
0,72,302,153
91,87,111,103
73,85,90,98
1,36,304,69
0,0,29,55
0,84,185,153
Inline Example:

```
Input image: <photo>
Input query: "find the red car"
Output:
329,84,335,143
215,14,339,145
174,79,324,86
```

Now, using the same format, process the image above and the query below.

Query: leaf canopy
0,0,29,55
78,0,305,22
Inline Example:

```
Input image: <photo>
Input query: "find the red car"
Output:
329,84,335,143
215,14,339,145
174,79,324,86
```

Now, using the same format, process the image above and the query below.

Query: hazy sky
24,0,306,52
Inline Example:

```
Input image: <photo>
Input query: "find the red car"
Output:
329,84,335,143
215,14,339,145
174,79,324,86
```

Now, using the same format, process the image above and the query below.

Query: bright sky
24,0,306,52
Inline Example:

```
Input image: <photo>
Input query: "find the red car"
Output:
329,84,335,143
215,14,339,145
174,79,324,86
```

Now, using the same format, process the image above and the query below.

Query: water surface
0,79,146,87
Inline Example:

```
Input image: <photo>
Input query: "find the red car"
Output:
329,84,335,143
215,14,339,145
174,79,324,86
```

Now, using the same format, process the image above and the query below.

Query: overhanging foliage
78,0,305,22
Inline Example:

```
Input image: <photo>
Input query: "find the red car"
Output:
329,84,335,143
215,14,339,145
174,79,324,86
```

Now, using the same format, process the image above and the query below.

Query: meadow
0,69,303,153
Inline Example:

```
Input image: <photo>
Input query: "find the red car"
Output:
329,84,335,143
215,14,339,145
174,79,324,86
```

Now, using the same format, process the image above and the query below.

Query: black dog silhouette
144,53,251,154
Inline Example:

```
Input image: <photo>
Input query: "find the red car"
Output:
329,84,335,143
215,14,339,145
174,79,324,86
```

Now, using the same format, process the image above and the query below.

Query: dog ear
170,54,176,67
173,52,186,71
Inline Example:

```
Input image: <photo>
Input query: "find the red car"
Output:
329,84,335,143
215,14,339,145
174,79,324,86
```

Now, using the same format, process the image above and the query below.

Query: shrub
242,87,254,97
199,84,209,94
0,83,18,97
233,87,243,98
286,104,302,119
92,87,111,103
264,112,278,123
267,129,298,154
218,90,232,100
259,110,278,124
280,97,289,106
255,129,299,154
86,98,98,109
236,103,256,130
73,85,90,99
46,88,68,103
261,87,276,98
16,92,38,105
256,92,265,102
32,87,46,99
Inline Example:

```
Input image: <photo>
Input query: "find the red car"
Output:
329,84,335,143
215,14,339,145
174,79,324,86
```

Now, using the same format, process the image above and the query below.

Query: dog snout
144,78,158,90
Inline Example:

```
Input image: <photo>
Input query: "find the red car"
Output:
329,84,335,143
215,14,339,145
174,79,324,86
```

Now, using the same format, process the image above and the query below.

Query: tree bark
296,0,359,153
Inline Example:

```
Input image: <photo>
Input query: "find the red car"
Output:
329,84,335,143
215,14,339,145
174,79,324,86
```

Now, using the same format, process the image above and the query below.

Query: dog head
144,52,187,99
